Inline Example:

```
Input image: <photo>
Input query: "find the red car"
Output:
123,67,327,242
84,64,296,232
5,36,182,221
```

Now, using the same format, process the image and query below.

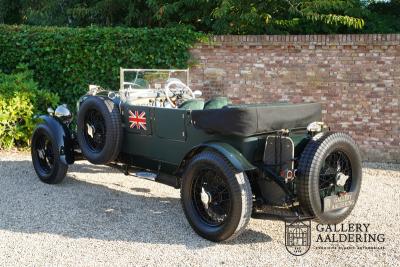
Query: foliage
208,0,365,34
0,25,201,109
0,0,21,24
1,0,398,34
0,66,59,149
363,0,400,33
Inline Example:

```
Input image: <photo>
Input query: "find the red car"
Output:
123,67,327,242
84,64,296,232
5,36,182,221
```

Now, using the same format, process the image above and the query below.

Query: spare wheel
77,96,122,164
297,132,362,224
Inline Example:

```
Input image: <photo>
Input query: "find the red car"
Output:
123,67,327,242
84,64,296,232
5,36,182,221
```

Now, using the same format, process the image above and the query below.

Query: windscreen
120,69,189,91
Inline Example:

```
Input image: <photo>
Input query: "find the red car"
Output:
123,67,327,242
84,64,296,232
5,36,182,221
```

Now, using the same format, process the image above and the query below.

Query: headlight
54,104,73,124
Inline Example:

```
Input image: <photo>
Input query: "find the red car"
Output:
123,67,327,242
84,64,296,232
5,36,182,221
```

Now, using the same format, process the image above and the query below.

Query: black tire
31,124,68,184
181,151,252,242
77,96,122,164
297,132,362,224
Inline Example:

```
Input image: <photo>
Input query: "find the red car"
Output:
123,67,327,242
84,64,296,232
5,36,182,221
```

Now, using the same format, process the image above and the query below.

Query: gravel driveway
0,151,399,266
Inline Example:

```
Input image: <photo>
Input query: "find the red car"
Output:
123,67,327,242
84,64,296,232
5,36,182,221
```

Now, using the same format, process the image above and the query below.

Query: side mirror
193,90,202,98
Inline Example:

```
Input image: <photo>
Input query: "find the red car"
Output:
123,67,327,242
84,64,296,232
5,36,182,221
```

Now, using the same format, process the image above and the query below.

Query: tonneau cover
191,103,322,136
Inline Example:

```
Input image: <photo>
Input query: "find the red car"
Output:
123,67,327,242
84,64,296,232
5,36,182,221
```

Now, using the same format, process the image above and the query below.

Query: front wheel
31,124,68,184
181,151,253,242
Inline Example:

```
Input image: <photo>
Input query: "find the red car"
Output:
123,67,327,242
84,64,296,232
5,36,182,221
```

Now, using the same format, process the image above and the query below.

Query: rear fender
180,142,256,173
36,115,74,165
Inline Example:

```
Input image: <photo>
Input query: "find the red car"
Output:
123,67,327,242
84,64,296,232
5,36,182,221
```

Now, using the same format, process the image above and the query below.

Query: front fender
36,115,74,165
182,142,256,173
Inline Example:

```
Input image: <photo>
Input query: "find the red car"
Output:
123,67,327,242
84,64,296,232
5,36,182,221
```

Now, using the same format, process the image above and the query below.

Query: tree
0,0,22,24
363,0,400,33
0,0,398,34
150,0,366,34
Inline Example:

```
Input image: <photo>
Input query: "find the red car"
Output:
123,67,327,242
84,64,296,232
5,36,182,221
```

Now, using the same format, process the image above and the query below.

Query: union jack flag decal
128,110,147,130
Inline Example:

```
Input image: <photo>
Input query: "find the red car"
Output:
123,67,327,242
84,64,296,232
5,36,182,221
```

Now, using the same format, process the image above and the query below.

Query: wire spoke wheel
34,134,54,174
83,109,106,153
181,151,252,242
319,150,352,199
192,168,232,226
31,124,68,184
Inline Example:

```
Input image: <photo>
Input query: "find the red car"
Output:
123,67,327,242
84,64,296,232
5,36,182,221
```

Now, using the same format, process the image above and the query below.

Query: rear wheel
31,125,68,184
181,151,252,242
297,132,362,224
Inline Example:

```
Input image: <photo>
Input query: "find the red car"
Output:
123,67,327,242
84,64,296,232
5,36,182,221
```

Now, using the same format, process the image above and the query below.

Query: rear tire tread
181,151,253,242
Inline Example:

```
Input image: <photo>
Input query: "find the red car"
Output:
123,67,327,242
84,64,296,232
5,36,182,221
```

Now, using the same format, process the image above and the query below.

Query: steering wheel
164,79,194,108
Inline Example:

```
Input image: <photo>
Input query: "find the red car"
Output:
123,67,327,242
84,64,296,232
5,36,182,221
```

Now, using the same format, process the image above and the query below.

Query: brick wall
189,34,400,163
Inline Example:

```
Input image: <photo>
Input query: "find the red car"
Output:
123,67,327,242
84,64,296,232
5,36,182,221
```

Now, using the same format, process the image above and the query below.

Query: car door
153,108,186,142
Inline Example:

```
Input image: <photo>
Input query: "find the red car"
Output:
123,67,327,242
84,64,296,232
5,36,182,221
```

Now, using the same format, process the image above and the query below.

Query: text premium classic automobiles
31,68,362,242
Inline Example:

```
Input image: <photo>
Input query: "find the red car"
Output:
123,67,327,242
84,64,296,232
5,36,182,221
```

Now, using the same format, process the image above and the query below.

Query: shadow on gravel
0,160,272,248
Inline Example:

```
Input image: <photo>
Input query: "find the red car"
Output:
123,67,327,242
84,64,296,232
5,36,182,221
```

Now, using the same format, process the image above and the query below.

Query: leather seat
178,99,205,110
203,97,231,110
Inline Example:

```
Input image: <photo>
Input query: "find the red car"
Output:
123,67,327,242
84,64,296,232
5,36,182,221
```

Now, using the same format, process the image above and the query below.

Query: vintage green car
31,69,362,242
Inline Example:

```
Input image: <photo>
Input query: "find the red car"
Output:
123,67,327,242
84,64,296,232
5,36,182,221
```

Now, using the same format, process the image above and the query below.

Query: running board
134,171,157,181
107,163,180,189
252,205,314,221
134,171,179,189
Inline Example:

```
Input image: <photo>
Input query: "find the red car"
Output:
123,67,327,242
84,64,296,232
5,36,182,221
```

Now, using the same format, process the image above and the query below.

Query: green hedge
0,25,202,108
0,66,59,149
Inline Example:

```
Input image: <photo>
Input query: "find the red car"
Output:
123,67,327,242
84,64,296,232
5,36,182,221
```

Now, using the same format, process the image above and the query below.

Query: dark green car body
113,99,309,178
30,69,362,242
121,104,258,173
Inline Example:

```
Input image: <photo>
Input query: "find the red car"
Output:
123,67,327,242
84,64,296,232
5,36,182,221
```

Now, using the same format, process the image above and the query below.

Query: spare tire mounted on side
297,132,362,224
77,96,122,164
